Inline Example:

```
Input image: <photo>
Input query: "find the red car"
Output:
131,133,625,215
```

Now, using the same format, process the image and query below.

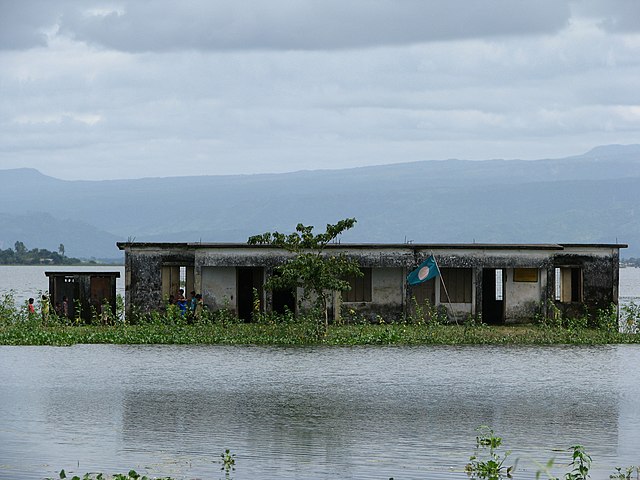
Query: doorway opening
482,268,504,324
237,267,264,321
162,265,195,302
272,285,296,316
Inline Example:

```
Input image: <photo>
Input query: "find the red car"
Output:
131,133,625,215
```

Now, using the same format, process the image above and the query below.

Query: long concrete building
117,242,625,324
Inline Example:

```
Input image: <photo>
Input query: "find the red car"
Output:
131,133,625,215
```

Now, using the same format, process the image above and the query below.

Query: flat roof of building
117,242,627,250
45,271,121,277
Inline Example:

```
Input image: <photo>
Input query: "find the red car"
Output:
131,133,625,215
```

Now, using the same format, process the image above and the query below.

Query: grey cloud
573,0,640,33
0,0,58,49
55,0,571,52
2,1,639,180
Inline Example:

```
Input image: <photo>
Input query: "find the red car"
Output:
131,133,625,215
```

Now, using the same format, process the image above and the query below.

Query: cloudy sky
1,0,639,180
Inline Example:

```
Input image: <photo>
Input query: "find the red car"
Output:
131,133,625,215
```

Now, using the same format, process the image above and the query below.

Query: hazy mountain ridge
0,212,122,260
1,144,638,258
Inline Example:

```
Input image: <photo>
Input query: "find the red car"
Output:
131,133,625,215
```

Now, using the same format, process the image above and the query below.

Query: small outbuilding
45,271,121,321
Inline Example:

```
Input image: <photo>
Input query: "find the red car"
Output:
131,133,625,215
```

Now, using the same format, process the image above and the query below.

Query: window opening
513,268,538,282
342,268,372,302
440,268,472,303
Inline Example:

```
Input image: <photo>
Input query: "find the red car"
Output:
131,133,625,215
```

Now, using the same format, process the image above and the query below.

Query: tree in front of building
248,218,362,334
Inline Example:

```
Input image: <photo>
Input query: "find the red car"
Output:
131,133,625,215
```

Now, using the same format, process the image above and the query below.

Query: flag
407,255,440,285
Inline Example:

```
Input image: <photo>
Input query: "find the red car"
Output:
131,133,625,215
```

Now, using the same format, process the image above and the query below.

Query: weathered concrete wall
196,247,294,268
126,251,163,316
122,245,195,316
201,266,236,312
503,268,544,324
372,267,404,305
443,301,473,319
553,246,619,319
342,267,406,322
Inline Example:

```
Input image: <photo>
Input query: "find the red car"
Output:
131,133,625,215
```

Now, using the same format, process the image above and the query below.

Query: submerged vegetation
1,291,640,346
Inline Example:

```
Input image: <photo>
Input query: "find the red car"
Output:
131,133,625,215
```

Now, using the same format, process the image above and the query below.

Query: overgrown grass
1,292,639,346
1,320,640,347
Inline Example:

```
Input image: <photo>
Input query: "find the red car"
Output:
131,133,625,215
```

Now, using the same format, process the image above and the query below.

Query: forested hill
0,144,639,259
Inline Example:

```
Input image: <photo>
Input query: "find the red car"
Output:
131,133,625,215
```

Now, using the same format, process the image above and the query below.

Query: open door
482,268,504,325
55,276,80,319
90,276,112,314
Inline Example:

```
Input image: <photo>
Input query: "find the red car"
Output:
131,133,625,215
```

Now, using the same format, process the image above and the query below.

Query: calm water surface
1,345,640,479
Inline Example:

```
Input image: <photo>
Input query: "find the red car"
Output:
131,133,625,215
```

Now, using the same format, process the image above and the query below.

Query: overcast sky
1,0,639,180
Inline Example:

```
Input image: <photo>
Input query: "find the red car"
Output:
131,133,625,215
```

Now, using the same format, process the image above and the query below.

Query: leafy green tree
58,243,65,257
248,218,362,333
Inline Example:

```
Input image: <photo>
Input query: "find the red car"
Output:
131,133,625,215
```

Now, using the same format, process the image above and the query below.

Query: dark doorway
237,267,264,322
272,285,296,315
482,268,504,325
57,276,80,319
90,276,112,312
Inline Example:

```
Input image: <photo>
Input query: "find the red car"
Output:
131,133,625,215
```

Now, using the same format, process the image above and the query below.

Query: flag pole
433,254,459,325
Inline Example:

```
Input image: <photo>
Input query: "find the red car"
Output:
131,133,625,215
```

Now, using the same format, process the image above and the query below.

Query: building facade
117,242,625,324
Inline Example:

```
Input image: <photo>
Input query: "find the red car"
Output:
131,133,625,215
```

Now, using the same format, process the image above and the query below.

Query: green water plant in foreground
220,448,236,476
46,432,640,480
609,466,640,479
46,468,175,480
466,426,514,479
533,445,592,480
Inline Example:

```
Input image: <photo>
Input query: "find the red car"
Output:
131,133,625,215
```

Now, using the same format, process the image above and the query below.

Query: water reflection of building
117,242,625,324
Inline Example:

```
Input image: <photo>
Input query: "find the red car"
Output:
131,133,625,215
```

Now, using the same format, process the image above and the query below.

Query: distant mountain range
1,144,639,259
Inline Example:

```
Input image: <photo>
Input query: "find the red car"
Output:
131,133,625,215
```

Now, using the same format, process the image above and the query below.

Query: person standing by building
41,294,50,325
176,288,187,316
195,293,204,321
188,290,197,319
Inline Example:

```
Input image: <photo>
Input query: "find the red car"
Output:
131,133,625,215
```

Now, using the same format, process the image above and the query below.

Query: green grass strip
1,323,639,346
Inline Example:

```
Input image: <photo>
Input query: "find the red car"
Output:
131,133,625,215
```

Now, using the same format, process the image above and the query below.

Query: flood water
1,344,640,479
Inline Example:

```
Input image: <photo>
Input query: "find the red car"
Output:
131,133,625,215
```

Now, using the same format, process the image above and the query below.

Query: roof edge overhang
45,271,121,277
116,242,628,251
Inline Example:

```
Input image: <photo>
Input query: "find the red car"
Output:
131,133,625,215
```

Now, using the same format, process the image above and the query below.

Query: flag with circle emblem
407,255,440,285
